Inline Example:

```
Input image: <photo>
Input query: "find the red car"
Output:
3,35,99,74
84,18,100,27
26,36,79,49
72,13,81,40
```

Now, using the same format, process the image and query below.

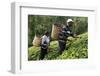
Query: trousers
39,48,47,60
58,41,66,54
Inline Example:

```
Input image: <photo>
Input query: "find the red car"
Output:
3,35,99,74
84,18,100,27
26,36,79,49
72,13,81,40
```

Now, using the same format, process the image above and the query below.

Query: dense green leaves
28,15,88,47
28,33,88,61
28,15,88,60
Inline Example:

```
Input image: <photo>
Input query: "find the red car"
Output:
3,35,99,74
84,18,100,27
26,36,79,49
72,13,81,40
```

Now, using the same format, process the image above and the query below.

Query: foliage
28,15,88,47
28,32,88,61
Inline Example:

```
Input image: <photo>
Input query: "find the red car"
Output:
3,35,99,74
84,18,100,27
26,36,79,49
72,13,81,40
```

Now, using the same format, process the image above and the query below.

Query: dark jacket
58,25,74,42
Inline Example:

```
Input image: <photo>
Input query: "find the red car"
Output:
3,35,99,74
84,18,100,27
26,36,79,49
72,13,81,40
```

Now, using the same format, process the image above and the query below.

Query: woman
39,31,50,60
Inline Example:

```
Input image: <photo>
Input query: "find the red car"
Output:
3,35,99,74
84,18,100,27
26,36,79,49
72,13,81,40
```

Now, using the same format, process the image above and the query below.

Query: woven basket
51,24,62,40
32,35,42,47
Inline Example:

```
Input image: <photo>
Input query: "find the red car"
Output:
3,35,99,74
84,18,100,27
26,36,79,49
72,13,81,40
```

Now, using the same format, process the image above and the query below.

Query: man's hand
67,39,72,41
73,33,80,38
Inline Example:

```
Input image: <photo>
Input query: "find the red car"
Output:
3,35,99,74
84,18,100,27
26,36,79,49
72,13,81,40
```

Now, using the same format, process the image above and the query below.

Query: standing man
58,19,75,54
39,31,50,60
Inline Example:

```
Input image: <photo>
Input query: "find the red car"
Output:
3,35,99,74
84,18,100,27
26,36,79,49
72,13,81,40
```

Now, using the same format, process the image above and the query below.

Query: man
39,31,50,60
58,19,75,54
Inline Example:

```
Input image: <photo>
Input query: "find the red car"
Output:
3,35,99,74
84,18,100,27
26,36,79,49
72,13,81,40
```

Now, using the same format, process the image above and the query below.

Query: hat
67,19,73,23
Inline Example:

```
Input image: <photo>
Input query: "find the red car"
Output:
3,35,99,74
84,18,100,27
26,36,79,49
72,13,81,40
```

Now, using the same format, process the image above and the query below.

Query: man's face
68,22,73,27
46,33,49,37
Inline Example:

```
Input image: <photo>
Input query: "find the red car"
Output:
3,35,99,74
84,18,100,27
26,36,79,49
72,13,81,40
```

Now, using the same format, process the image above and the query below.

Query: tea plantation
28,32,88,61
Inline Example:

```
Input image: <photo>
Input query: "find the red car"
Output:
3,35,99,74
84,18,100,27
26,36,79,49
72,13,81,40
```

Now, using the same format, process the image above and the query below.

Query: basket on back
51,23,62,40
32,35,42,47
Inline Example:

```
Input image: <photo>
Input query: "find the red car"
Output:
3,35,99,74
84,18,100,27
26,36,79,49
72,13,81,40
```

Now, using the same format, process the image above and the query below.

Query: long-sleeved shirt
41,35,50,49
58,25,74,43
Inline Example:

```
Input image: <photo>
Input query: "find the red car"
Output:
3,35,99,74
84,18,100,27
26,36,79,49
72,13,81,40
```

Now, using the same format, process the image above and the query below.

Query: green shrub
28,32,88,61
